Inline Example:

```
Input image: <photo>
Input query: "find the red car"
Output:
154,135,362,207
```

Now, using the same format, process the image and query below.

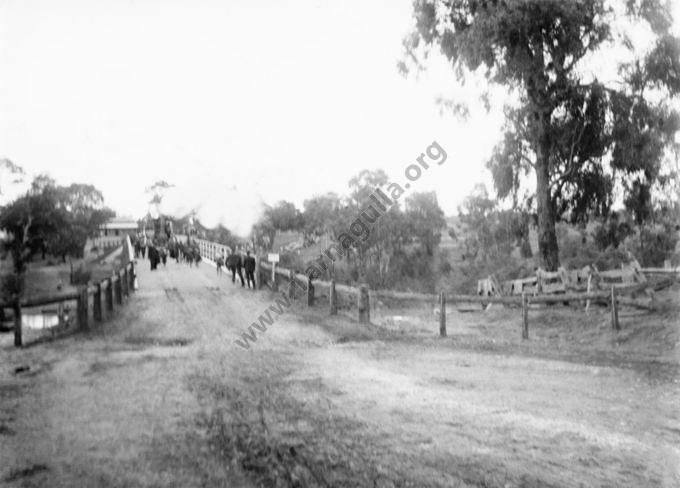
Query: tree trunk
535,127,560,271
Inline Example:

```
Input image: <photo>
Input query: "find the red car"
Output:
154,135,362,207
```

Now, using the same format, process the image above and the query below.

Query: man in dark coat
243,251,256,289
148,245,159,271
226,251,244,286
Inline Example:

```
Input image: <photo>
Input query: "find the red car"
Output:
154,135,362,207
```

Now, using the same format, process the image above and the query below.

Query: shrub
71,266,91,286
634,224,679,267
1,273,22,300
438,260,452,275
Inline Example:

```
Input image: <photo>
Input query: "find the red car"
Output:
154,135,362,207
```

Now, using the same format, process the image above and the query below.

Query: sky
1,0,679,236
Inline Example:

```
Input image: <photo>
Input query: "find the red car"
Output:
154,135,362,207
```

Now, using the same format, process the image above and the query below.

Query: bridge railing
193,238,231,263
1,261,137,347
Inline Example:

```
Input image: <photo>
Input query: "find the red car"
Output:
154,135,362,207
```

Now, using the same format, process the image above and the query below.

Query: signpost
268,253,280,288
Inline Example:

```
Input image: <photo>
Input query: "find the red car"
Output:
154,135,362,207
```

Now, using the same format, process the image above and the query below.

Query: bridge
1,252,678,487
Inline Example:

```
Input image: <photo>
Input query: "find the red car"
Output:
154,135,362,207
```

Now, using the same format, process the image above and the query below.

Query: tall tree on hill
346,170,391,272
405,191,446,256
302,193,342,244
266,201,304,232
42,178,114,262
403,0,680,270
252,201,303,251
146,180,174,202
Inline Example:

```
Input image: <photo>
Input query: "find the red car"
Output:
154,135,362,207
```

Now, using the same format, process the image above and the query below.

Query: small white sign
268,253,280,263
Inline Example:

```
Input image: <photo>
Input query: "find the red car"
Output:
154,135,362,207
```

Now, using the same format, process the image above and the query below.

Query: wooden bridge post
307,277,315,306
329,280,337,315
121,268,129,297
128,263,135,292
105,277,114,313
358,284,370,324
439,291,446,337
522,292,529,340
114,273,123,305
77,286,89,331
93,283,103,322
13,302,22,347
610,286,619,331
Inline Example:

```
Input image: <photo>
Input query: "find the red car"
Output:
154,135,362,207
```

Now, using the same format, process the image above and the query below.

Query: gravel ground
1,259,678,487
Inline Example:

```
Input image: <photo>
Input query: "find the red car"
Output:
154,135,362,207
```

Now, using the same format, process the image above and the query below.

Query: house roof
101,216,138,230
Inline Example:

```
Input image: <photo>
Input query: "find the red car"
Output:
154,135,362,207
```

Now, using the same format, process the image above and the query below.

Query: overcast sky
1,0,679,235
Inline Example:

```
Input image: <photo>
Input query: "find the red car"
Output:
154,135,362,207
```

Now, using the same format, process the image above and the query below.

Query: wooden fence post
288,270,296,299
329,280,337,315
358,284,370,324
522,292,529,340
13,302,22,347
610,286,619,331
77,286,89,331
439,291,446,337
307,277,315,306
105,278,114,313
93,283,103,322
585,274,592,315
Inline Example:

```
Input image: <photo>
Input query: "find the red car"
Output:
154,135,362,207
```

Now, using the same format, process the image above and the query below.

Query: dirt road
1,259,678,487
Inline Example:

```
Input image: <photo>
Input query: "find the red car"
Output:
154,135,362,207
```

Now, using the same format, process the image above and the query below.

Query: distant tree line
251,169,446,289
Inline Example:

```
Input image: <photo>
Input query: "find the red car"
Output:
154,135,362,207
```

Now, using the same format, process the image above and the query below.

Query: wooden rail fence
256,260,674,341
188,241,676,341
1,261,137,347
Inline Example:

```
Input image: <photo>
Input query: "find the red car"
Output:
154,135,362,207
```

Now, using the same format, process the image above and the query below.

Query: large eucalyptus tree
403,0,680,269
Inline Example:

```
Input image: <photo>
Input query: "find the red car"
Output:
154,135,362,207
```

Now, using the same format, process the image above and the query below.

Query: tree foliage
302,193,342,243
0,158,25,196
251,170,448,288
252,201,304,250
458,184,533,261
146,180,174,206
405,191,446,256
0,175,113,299
404,0,680,270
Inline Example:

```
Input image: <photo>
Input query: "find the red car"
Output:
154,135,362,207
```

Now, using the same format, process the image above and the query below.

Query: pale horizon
2,0,679,235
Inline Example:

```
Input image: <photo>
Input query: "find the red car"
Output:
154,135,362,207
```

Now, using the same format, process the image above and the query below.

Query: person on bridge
215,252,224,276
226,251,244,286
244,250,256,289
148,245,159,270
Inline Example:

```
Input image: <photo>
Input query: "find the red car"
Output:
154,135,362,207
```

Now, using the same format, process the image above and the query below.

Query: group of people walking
131,233,257,287
131,234,166,270
216,250,256,288
131,234,201,271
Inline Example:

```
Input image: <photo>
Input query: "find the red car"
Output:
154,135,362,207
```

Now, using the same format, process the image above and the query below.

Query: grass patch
123,336,193,347
3,464,49,482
